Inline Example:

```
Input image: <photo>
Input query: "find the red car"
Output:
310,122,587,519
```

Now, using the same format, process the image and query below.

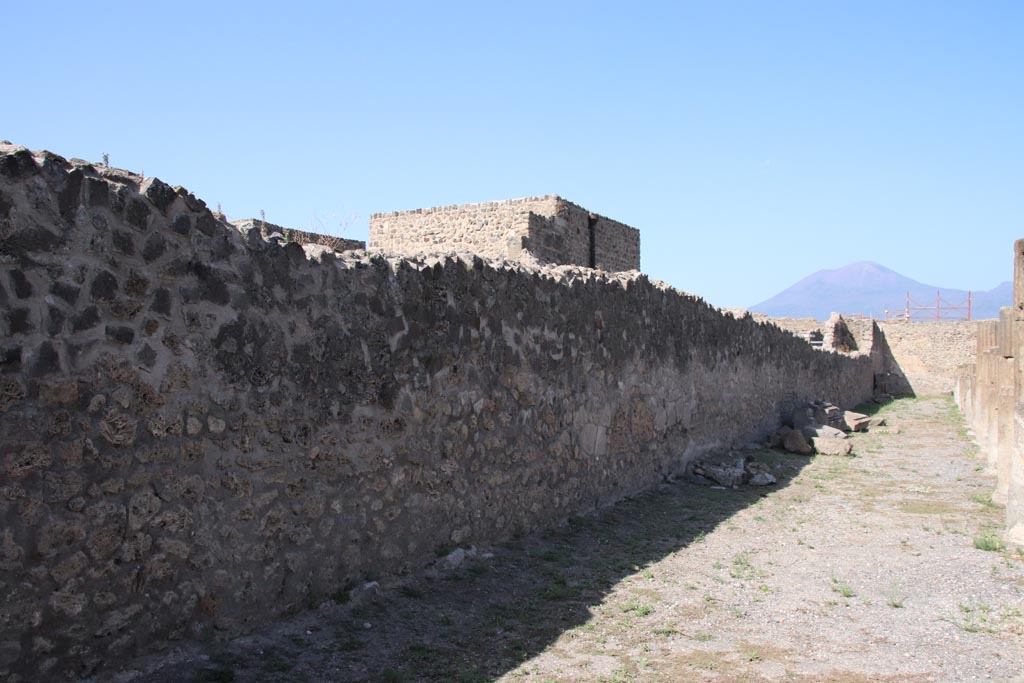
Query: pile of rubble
769,400,884,457
688,453,779,488
685,400,888,489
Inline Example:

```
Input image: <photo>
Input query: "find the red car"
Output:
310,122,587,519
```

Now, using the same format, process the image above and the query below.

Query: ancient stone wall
872,320,978,395
369,196,561,263
954,240,1024,548
368,196,641,272
591,213,641,273
0,144,871,679
231,219,364,253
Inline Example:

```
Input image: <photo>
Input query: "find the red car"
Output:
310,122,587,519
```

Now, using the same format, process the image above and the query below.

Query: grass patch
900,499,959,515
969,493,998,509
831,578,856,598
621,600,654,617
730,552,759,580
974,532,1007,552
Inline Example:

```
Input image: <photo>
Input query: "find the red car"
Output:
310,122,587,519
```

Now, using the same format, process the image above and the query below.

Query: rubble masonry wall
368,196,640,272
0,145,870,678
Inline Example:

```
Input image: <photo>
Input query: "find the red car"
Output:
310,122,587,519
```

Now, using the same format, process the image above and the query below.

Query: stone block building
369,195,641,272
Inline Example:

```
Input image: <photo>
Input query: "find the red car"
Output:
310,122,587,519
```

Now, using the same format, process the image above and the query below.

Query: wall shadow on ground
129,448,816,683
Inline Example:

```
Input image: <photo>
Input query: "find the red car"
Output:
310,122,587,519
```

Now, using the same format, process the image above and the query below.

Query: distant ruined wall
954,240,1024,547
369,196,640,272
752,315,915,400
753,314,977,396
745,314,821,340
872,321,978,395
0,144,871,679
369,196,561,263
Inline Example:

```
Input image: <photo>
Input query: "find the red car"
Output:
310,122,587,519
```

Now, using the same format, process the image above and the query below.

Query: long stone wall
368,196,640,272
954,240,1024,547
0,144,872,679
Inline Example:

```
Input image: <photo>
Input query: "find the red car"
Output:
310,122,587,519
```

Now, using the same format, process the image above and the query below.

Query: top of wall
370,195,638,235
370,194,562,219
231,218,365,253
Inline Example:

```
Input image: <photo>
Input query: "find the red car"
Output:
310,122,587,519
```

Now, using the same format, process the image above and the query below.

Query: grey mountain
750,261,1010,321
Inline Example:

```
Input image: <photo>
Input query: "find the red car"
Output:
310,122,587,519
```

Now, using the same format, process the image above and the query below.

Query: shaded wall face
0,146,874,679
592,214,641,272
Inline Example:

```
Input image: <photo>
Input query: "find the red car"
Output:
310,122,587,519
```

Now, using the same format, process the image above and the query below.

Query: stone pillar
976,321,999,472
995,309,1015,504
1008,239,1024,545
955,363,975,425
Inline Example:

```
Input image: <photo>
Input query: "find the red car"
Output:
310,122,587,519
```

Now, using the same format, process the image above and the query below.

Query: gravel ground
118,396,1024,683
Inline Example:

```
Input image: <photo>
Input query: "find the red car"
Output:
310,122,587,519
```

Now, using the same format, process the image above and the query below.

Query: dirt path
123,397,1024,683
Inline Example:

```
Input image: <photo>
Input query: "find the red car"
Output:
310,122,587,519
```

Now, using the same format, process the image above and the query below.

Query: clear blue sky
5,1,1021,309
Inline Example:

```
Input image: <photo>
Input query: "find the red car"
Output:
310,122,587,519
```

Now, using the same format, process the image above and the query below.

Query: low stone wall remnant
0,143,872,679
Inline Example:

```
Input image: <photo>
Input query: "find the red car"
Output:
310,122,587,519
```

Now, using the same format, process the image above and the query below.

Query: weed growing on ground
730,552,758,580
974,533,1006,552
831,578,856,598
621,600,654,617
969,493,998,509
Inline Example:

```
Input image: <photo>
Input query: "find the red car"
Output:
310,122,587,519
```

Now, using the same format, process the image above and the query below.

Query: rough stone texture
954,239,1024,547
368,195,641,272
1010,240,1024,545
0,144,873,679
231,218,364,253
811,437,854,456
869,320,979,396
747,314,916,399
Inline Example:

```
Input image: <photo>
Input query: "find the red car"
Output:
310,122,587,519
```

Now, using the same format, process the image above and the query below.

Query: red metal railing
884,291,972,322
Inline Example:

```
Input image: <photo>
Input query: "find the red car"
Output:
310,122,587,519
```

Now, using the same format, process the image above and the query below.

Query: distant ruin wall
954,240,1024,547
368,196,640,272
868,321,978,395
754,315,978,396
0,145,871,679
369,196,561,263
